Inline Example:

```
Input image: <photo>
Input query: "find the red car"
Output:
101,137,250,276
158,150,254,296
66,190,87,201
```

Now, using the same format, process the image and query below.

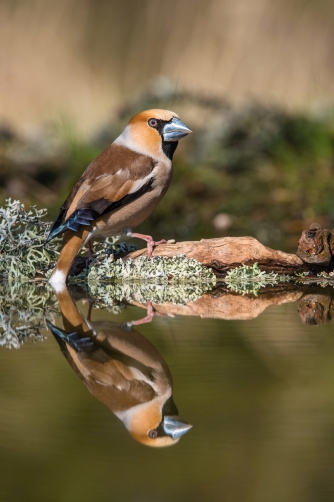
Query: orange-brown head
125,395,192,448
114,109,192,161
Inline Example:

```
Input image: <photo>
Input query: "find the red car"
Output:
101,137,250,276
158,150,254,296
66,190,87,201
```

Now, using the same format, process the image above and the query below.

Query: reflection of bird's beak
163,117,192,141
163,416,193,439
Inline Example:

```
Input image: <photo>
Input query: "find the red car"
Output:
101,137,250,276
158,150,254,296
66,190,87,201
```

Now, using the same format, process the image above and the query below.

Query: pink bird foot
131,232,166,257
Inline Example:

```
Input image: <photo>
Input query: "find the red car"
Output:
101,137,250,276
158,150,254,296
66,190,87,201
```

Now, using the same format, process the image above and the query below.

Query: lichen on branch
0,199,58,280
88,254,217,284
224,263,292,295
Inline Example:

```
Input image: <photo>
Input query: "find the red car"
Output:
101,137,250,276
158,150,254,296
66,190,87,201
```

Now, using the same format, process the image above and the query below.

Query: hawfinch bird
47,286,192,447
46,109,192,288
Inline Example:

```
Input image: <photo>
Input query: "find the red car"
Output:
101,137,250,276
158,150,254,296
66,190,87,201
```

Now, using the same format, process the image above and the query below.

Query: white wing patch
127,166,158,194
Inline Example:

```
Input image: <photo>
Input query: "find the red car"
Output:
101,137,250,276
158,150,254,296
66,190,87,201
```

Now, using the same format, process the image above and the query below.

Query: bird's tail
45,208,96,244
46,320,95,353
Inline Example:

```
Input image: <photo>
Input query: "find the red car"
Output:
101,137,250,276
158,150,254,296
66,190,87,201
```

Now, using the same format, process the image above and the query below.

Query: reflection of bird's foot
87,299,95,322
46,320,94,352
126,301,165,328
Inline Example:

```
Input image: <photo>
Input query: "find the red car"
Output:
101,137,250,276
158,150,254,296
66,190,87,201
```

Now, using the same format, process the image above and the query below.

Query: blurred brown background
2,0,334,250
1,0,334,132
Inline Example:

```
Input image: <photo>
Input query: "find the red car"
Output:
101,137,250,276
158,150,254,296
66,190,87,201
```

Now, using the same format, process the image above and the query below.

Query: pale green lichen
0,199,141,281
89,280,214,308
0,282,58,349
88,254,216,284
295,270,334,288
224,262,292,295
294,271,332,287
87,254,216,306
316,271,334,287
0,200,216,290
0,199,58,281
68,240,139,281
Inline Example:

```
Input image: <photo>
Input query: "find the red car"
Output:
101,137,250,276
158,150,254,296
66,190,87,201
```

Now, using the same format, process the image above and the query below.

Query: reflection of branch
128,288,303,321
87,277,334,323
88,281,213,309
297,294,333,325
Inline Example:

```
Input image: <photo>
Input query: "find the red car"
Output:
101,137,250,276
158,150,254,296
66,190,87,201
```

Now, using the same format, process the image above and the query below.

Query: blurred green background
2,0,334,250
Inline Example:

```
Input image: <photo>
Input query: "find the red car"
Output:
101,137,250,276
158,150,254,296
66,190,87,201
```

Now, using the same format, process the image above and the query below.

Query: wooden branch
297,224,334,266
125,236,307,275
66,226,334,279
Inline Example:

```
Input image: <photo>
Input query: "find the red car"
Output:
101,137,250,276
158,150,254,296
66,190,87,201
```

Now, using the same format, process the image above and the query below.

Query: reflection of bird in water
47,288,192,447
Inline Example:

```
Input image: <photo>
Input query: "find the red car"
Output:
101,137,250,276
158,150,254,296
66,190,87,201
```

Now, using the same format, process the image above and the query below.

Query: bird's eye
148,118,158,128
148,429,158,439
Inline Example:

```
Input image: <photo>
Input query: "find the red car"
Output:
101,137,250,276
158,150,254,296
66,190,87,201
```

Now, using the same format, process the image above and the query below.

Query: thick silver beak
163,117,192,142
163,416,193,439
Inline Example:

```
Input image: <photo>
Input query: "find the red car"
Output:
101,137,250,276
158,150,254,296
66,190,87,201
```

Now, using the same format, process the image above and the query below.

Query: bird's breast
94,161,172,237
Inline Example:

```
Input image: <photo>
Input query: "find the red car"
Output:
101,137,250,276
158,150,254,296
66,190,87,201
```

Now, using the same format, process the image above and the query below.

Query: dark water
1,283,334,502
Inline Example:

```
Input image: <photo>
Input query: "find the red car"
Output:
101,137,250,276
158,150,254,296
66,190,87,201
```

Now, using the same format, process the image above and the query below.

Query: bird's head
126,395,192,448
115,109,192,161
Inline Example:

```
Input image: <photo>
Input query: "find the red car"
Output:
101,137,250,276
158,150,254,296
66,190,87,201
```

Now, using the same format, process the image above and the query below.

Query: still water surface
1,284,334,502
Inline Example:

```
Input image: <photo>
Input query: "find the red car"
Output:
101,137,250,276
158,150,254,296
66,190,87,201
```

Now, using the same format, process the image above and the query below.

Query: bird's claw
130,232,167,258
147,239,166,258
